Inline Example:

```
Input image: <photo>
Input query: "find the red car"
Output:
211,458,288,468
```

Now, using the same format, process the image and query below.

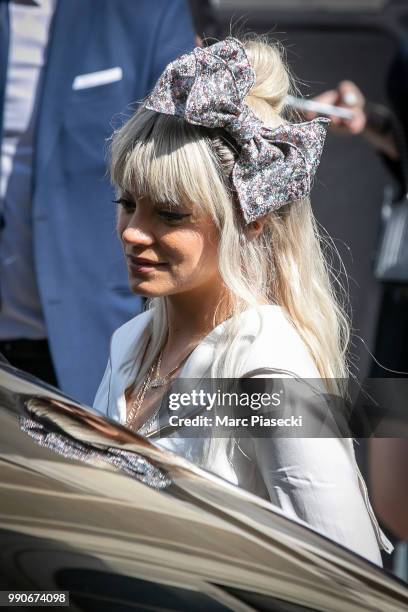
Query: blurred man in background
0,0,195,404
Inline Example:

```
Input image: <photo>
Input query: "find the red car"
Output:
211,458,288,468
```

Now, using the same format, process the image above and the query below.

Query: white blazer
94,305,392,565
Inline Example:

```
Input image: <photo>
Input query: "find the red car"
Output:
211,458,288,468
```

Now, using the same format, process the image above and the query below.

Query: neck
163,280,232,352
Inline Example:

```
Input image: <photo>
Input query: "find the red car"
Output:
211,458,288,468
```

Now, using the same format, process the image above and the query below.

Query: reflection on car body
0,363,407,611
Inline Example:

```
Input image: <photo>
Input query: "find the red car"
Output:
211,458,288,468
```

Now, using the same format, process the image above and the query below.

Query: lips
126,254,168,273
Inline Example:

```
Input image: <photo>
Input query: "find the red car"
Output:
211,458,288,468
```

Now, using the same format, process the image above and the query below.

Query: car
0,362,407,611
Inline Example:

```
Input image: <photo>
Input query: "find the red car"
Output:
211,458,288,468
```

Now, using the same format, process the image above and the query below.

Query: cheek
170,226,219,273
179,230,209,256
116,210,127,240
200,232,219,271
184,232,209,266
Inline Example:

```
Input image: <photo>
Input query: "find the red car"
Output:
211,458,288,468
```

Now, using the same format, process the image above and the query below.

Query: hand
309,81,367,135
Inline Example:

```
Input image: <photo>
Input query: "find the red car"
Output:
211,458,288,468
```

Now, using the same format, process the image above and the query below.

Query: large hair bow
144,37,329,224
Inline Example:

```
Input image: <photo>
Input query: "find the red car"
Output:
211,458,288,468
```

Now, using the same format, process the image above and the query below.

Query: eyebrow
116,189,134,199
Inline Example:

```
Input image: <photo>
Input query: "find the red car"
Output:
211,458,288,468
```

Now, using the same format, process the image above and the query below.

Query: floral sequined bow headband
144,37,329,224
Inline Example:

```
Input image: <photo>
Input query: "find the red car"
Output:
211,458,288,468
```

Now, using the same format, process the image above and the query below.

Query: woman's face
116,193,222,298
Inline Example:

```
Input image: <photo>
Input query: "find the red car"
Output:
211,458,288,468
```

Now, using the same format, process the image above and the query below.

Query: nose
120,213,155,247
121,225,154,246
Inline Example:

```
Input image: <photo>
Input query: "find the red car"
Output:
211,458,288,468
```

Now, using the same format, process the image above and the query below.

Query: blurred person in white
93,35,393,565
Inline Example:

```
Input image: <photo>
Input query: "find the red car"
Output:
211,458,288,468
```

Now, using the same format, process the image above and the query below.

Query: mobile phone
285,95,354,120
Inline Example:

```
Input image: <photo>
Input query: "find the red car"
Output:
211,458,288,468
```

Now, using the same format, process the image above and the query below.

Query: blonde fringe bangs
111,107,231,227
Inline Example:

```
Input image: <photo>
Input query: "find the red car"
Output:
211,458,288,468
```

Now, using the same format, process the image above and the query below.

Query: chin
128,278,170,298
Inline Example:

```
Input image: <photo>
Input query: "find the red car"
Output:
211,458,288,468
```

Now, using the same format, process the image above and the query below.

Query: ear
245,216,267,240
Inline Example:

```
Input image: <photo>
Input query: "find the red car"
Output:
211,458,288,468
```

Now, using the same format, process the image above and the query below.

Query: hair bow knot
144,37,329,224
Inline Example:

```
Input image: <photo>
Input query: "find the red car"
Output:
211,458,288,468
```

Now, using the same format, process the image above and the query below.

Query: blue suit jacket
0,0,195,404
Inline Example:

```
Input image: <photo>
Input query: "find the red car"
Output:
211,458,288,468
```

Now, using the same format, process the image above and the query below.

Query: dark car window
57,569,235,611
217,584,319,612
56,568,320,612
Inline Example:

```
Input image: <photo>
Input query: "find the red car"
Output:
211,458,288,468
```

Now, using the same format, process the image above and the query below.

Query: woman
94,36,391,564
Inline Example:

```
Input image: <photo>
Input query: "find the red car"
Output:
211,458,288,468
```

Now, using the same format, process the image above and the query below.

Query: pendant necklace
126,344,196,431
149,350,186,388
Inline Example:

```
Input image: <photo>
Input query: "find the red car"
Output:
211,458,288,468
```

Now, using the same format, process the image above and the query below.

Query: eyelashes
112,198,134,213
157,211,191,221
112,198,191,222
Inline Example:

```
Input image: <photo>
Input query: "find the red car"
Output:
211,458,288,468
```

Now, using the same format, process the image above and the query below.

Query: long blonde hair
110,34,350,396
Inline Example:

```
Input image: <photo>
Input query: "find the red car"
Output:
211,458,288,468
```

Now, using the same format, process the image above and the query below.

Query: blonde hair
110,34,350,397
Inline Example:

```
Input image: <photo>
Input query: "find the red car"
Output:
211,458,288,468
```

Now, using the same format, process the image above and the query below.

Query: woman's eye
157,210,191,222
113,198,135,213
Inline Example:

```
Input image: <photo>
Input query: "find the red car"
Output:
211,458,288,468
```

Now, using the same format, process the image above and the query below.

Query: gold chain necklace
126,345,196,431
150,351,189,388
125,353,160,429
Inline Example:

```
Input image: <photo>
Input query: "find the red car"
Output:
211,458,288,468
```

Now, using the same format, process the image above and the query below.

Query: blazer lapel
110,310,154,424
34,0,92,175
